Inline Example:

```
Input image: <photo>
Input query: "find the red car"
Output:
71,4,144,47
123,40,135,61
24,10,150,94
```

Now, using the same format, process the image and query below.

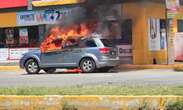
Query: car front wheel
80,58,96,73
25,59,40,74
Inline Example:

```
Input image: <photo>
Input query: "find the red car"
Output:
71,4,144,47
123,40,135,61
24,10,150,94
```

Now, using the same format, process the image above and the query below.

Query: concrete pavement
0,69,182,87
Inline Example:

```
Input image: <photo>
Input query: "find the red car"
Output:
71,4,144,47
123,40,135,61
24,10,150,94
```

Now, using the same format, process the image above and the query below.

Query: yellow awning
32,0,85,7
0,12,16,28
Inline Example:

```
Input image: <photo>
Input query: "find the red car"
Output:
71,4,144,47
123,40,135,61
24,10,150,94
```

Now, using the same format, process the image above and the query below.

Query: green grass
0,85,183,95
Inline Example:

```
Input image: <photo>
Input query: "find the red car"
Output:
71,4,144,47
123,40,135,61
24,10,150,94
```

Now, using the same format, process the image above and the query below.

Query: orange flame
40,21,97,53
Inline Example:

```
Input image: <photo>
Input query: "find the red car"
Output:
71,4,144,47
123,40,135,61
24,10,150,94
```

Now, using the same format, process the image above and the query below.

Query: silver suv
19,37,120,74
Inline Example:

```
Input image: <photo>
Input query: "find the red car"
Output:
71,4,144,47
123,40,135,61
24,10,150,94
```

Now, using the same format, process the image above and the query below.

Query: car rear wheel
25,59,40,74
44,68,56,73
80,58,96,73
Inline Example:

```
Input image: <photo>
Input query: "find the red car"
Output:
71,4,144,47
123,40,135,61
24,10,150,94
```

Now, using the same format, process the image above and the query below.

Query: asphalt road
0,69,183,87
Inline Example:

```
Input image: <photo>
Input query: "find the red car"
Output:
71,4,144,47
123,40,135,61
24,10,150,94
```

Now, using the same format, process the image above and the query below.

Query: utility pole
28,0,33,10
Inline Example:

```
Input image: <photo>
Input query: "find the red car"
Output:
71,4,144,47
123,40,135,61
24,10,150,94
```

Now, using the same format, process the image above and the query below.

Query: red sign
0,0,27,9
19,28,29,44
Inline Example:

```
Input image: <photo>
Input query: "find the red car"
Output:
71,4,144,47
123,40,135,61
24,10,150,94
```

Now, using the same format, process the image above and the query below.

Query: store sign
117,45,132,57
167,12,178,18
0,48,38,62
9,48,38,60
32,0,85,7
148,18,161,51
19,28,29,44
16,8,80,26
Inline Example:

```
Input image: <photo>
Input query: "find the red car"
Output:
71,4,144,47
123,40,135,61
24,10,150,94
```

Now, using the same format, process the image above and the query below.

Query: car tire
25,59,40,74
44,68,56,73
80,58,96,73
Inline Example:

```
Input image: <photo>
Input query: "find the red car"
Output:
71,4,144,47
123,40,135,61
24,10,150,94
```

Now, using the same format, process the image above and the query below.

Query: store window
0,29,5,48
0,25,44,48
178,20,183,32
4,28,17,48
121,19,132,45
85,40,97,47
27,26,39,47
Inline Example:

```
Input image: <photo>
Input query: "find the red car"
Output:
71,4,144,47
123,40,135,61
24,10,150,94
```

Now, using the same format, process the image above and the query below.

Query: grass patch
0,85,183,95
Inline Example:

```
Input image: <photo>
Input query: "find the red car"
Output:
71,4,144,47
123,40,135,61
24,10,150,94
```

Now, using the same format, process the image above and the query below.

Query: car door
62,39,98,67
62,44,82,67
40,50,65,67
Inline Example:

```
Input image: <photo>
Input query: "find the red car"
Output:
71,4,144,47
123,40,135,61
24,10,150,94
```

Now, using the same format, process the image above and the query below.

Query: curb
0,95,183,110
0,66,22,71
118,64,175,70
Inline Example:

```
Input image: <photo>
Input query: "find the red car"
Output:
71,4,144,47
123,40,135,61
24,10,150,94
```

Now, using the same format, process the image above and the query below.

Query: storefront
2,0,182,65
120,0,183,65
120,1,167,65
0,0,85,63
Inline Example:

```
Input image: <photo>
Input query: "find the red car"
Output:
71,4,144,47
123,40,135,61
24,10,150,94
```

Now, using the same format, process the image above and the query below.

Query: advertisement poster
175,33,183,61
166,0,180,18
160,28,167,50
19,28,29,44
166,0,180,11
5,28,15,45
148,18,161,51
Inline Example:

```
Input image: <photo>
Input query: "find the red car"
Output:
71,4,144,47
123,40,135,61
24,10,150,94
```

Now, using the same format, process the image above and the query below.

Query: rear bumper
97,57,120,68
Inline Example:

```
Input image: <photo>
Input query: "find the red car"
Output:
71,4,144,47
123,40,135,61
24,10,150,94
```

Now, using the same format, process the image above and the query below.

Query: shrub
173,64,183,72
166,100,183,110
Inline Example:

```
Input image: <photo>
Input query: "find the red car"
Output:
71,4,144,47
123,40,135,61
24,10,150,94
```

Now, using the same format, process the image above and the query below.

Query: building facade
121,0,181,65
0,0,182,65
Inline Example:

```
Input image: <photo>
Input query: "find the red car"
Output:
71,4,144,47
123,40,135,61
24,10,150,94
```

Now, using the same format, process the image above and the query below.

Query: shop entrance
118,19,133,64
100,19,133,64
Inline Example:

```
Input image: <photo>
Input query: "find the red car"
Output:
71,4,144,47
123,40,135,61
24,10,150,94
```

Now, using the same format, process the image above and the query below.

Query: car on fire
19,37,120,74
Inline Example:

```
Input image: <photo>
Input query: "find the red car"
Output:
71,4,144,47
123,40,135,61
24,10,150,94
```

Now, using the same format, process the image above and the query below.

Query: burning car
19,4,121,74
19,35,120,74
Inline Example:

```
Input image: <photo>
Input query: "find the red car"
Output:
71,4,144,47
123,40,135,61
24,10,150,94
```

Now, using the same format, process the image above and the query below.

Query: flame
40,21,97,53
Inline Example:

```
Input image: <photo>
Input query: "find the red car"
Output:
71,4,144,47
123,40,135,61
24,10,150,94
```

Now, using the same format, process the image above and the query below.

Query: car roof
81,35,103,40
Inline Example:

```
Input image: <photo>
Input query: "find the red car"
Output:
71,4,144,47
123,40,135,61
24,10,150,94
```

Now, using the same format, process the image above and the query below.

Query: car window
85,40,97,47
101,39,115,47
63,39,78,49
